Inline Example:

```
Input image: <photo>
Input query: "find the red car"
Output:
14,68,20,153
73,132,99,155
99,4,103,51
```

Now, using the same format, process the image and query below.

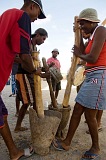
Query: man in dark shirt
0,0,46,159
14,28,48,132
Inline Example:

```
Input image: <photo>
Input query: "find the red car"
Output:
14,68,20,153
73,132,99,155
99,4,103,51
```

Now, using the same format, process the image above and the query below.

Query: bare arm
73,24,86,53
19,54,50,78
79,32,86,53
19,54,35,73
73,26,106,63
14,55,22,64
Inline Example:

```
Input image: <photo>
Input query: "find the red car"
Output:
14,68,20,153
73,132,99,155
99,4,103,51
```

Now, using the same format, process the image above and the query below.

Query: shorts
16,74,35,105
75,69,106,110
51,77,61,91
0,95,8,128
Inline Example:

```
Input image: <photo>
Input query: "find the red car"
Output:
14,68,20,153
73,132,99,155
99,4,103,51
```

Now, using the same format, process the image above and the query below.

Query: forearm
79,54,96,64
79,34,86,53
14,56,22,64
20,54,35,73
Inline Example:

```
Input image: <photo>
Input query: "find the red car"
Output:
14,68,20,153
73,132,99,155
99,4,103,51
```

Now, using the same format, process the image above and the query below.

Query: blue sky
0,0,106,73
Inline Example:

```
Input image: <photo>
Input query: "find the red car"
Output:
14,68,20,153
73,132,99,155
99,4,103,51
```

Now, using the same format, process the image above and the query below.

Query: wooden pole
101,18,106,26
62,16,81,107
42,57,57,108
32,51,44,118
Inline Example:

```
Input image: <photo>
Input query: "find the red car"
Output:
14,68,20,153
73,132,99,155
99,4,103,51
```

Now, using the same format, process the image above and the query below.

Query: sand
0,80,106,160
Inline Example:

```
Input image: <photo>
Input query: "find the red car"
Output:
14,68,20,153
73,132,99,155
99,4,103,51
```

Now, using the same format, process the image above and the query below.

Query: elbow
88,56,97,64
90,59,97,64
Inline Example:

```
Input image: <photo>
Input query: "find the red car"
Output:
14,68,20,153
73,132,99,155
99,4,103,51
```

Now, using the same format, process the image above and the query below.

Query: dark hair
31,28,48,38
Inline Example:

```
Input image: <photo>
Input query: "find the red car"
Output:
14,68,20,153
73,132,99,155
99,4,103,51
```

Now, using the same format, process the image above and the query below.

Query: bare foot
82,147,100,159
14,127,28,133
53,139,70,151
11,146,34,160
89,147,100,155
11,149,24,160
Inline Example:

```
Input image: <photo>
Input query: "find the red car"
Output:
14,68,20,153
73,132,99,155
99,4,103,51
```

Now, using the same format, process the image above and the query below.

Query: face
32,34,47,45
81,30,91,40
79,20,93,34
29,4,41,22
52,51,58,58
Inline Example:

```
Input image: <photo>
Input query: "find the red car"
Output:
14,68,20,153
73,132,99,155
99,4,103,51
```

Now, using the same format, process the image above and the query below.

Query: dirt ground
0,80,106,160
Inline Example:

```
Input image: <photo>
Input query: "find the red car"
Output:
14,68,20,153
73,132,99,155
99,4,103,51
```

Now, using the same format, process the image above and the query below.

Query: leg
55,90,59,105
50,78,56,105
55,90,59,99
96,110,103,128
14,74,31,131
15,95,20,116
14,103,29,132
55,81,61,101
64,103,84,145
0,96,24,159
86,110,103,134
0,116,24,159
53,103,84,150
15,75,20,115
85,108,100,155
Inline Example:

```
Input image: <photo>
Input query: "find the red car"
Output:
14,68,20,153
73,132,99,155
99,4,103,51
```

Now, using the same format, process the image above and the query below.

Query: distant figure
47,49,62,104
9,63,18,97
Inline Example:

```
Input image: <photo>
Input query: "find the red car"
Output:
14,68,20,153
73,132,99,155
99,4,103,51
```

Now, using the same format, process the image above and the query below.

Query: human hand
34,67,42,75
40,71,50,78
73,22,81,32
42,66,49,72
49,62,55,67
72,45,82,57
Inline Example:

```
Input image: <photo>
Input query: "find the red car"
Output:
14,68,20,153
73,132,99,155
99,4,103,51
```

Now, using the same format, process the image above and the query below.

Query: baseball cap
52,49,59,54
77,8,100,23
24,0,46,19
31,28,48,38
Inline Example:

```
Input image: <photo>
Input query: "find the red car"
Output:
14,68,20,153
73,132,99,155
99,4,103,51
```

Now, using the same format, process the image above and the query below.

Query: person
9,63,19,97
14,28,48,132
47,49,62,104
77,30,103,134
53,8,106,160
0,0,47,159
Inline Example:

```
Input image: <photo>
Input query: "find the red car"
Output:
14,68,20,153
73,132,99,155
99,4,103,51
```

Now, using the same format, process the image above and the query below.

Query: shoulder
18,11,31,34
93,26,106,40
95,26,106,35
21,12,30,19
18,11,30,23
1,8,23,19
47,57,52,60
56,58,60,62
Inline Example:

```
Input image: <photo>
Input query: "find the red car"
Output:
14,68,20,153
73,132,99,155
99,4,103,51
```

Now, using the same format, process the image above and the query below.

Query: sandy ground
0,80,106,160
